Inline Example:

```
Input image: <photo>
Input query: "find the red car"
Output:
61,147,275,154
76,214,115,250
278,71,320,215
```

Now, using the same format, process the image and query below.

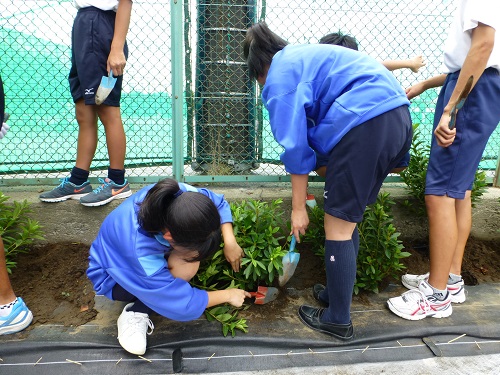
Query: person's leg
450,190,472,275
0,237,33,334
320,216,357,324
426,194,457,290
74,99,98,172
97,105,126,172
0,237,16,304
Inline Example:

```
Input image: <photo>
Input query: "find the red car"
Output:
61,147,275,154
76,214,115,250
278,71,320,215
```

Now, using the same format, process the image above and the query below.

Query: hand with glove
0,113,10,140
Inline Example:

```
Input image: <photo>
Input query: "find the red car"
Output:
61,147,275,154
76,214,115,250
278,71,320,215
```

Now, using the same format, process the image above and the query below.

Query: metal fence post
171,0,185,182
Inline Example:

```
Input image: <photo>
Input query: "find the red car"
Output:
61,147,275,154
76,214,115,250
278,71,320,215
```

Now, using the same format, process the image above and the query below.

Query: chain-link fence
1,0,499,185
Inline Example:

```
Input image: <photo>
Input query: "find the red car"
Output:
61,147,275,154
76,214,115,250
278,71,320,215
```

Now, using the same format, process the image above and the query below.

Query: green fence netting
0,0,499,184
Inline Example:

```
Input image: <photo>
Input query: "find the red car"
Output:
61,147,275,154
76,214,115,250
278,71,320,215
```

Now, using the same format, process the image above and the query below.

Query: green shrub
192,198,288,336
356,192,410,294
0,192,44,272
401,123,487,215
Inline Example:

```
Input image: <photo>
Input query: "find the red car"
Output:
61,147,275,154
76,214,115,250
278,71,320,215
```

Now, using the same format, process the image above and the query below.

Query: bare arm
108,0,133,76
405,74,447,100
290,173,309,242
207,289,251,308
435,23,495,148
382,55,426,73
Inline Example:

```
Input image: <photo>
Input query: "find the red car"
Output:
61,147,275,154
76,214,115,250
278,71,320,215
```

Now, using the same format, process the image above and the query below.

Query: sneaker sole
0,310,33,335
80,190,133,207
387,300,453,321
40,193,90,203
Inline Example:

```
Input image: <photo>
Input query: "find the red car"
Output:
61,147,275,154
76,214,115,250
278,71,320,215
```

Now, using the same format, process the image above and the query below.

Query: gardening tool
449,75,473,130
278,236,299,287
248,286,279,305
95,70,117,105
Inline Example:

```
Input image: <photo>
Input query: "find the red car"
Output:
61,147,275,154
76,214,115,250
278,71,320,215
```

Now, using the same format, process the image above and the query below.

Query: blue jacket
262,44,410,174
87,183,233,321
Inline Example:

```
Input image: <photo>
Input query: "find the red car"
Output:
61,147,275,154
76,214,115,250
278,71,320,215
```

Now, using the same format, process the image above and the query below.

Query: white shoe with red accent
387,280,452,321
401,272,466,304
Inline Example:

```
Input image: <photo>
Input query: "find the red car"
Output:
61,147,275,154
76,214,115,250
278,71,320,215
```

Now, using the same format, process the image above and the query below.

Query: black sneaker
312,284,329,307
298,305,353,340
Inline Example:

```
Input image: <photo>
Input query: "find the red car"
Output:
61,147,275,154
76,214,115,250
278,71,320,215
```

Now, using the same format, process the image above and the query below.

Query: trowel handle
289,236,296,252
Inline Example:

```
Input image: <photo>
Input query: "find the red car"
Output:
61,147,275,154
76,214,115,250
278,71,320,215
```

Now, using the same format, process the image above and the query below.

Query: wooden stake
115,358,122,365
208,353,215,361
66,359,82,366
447,334,466,343
138,356,152,363
34,357,43,366
362,345,369,354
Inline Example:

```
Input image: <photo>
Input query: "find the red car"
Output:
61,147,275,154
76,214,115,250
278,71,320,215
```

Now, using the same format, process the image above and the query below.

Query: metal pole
171,0,184,181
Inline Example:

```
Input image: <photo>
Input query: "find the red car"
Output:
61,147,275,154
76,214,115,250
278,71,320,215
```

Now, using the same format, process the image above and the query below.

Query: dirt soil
8,234,500,330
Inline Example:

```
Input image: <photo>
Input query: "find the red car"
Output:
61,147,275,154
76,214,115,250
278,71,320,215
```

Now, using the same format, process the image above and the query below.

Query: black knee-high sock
319,226,359,303
320,239,357,324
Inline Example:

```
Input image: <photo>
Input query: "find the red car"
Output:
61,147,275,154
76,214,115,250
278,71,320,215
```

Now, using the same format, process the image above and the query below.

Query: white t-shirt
443,0,500,73
74,0,119,11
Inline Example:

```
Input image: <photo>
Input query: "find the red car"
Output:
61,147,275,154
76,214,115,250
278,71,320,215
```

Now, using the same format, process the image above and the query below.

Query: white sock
0,298,18,317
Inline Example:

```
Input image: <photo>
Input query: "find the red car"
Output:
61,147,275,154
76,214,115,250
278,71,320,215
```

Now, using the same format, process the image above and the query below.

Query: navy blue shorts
315,150,410,170
426,68,500,199
69,7,128,106
323,105,412,222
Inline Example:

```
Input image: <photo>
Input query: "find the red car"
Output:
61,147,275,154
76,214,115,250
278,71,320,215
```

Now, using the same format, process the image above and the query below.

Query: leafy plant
401,123,487,214
0,192,44,273
192,198,288,337
356,193,410,294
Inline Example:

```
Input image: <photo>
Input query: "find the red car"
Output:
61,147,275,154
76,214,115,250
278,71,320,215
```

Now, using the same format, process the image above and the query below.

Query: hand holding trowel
95,70,117,105
278,236,299,287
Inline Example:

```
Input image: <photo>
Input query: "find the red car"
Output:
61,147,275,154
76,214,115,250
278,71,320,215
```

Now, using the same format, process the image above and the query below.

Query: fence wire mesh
0,0,499,184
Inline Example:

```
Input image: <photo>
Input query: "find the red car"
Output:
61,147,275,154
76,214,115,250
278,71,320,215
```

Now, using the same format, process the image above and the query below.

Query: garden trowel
248,286,279,305
278,236,299,286
95,70,117,105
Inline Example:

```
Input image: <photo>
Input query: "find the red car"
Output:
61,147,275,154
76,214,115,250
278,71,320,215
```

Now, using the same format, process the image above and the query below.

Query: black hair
137,178,222,262
319,32,359,51
243,21,289,80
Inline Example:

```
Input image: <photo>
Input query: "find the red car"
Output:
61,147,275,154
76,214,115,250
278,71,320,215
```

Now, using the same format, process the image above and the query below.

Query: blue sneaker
80,178,132,207
39,177,92,202
0,297,33,335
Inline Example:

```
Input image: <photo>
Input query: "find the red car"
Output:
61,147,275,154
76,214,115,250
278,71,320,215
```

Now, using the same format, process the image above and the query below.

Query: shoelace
92,178,111,194
128,315,155,336
402,289,432,313
57,177,71,188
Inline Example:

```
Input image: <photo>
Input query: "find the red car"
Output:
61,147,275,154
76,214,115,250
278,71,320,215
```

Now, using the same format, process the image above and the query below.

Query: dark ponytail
243,21,288,80
138,178,221,262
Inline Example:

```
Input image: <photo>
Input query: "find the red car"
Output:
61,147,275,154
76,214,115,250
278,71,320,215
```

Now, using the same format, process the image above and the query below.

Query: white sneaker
387,280,452,321
117,303,154,355
401,272,465,304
